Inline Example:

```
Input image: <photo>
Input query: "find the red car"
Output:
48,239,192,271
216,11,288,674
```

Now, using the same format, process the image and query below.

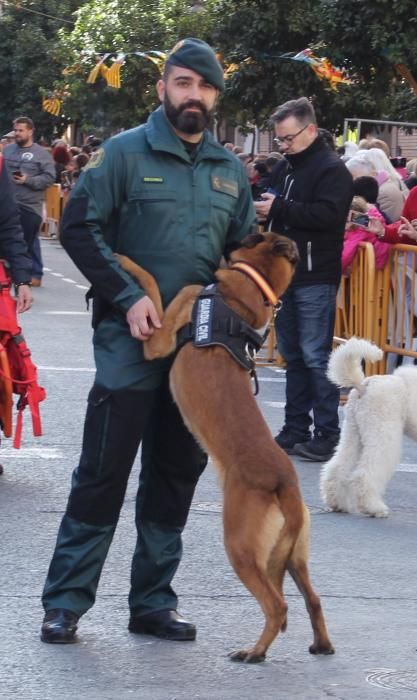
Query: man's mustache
179,100,208,116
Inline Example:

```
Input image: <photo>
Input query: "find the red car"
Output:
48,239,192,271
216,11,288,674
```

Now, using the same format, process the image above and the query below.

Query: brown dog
117,232,334,663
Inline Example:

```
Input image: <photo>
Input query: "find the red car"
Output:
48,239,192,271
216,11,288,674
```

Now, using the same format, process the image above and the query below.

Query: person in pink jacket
342,177,391,272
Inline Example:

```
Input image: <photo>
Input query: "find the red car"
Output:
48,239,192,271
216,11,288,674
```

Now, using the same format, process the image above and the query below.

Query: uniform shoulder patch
84,147,105,170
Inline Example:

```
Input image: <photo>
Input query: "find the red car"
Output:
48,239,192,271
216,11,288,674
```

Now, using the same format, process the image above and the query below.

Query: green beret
166,38,225,91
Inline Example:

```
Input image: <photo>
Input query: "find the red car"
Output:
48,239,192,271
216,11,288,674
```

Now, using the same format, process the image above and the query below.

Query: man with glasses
255,97,353,462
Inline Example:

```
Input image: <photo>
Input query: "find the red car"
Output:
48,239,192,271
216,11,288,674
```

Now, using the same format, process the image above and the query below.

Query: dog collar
231,261,279,308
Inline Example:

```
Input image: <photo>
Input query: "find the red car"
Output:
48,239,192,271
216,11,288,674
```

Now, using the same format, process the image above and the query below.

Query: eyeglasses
273,124,309,146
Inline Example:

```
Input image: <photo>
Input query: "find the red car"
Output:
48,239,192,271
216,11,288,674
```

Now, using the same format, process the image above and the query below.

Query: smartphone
351,212,370,227
13,170,22,177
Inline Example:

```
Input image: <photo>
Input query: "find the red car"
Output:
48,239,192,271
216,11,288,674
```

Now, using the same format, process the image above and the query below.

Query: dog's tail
327,337,383,389
114,253,163,319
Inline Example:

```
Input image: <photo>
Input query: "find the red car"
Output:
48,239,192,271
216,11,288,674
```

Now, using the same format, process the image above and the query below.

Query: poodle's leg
350,422,402,518
320,454,345,511
320,399,362,512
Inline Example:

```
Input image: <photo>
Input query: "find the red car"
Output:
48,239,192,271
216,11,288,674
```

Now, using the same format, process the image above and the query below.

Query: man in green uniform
41,38,256,644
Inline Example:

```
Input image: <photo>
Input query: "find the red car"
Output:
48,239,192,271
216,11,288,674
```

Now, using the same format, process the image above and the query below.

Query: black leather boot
41,609,79,644
128,609,196,641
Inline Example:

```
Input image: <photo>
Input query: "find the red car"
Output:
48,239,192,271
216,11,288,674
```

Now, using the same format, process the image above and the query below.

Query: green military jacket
60,107,257,389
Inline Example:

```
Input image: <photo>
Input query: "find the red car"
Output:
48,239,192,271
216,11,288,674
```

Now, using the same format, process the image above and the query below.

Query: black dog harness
176,264,282,395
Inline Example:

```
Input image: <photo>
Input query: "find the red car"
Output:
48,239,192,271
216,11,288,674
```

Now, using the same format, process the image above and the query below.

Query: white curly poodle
320,337,417,517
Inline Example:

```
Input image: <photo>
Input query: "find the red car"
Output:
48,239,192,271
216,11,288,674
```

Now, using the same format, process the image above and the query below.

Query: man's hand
13,173,27,185
254,192,275,220
16,285,33,313
398,216,417,241
126,296,162,340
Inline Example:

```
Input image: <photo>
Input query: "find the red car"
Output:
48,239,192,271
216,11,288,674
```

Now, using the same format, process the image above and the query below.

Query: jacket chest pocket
126,189,178,251
129,189,177,213
210,191,236,228
195,192,236,261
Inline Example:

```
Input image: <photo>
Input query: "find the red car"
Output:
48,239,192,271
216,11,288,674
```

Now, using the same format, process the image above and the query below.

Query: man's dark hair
352,176,379,204
162,62,174,81
13,116,34,130
266,156,279,168
253,161,268,176
90,137,103,150
271,97,317,126
318,128,336,151
75,153,89,169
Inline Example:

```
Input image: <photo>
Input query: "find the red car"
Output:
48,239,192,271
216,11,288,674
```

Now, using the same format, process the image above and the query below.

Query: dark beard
15,137,30,147
164,94,212,134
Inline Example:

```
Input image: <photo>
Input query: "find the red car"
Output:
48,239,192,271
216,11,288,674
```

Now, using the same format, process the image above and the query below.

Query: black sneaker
292,435,339,462
274,427,310,455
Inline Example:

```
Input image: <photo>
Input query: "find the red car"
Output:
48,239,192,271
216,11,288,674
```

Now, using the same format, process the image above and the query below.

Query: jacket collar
284,135,326,169
145,106,230,164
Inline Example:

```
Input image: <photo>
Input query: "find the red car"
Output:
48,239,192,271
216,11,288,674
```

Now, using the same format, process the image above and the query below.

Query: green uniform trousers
42,374,207,617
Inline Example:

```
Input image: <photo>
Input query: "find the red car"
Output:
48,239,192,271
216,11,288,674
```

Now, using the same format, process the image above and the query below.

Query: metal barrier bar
256,241,417,376
379,244,417,371
41,183,62,238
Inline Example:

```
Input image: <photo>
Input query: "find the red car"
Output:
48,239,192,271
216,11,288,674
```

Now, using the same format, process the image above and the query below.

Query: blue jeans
17,207,43,279
31,235,43,280
275,284,339,438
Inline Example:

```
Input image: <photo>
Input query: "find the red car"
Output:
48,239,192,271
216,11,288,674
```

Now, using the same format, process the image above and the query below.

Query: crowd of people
0,128,101,189
224,128,417,277
1,36,417,649
0,122,102,287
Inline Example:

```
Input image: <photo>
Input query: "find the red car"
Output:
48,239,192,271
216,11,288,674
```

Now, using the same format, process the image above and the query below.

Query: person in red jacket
370,186,417,244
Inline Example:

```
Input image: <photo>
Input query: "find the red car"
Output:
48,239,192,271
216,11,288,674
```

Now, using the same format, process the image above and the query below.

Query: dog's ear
239,232,265,249
271,236,299,265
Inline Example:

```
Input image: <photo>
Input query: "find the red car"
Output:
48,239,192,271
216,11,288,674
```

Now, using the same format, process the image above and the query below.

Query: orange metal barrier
335,242,376,344
378,244,417,373
318,242,417,375
41,184,62,238
257,242,379,372
255,241,417,376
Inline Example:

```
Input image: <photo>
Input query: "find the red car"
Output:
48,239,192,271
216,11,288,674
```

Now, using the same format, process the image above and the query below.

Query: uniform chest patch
143,177,164,183
211,176,238,197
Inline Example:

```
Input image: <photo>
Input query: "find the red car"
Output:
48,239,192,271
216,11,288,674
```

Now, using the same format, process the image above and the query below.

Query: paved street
0,239,416,700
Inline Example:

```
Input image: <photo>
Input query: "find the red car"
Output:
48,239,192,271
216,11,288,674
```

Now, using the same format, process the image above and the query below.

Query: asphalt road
0,239,416,700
